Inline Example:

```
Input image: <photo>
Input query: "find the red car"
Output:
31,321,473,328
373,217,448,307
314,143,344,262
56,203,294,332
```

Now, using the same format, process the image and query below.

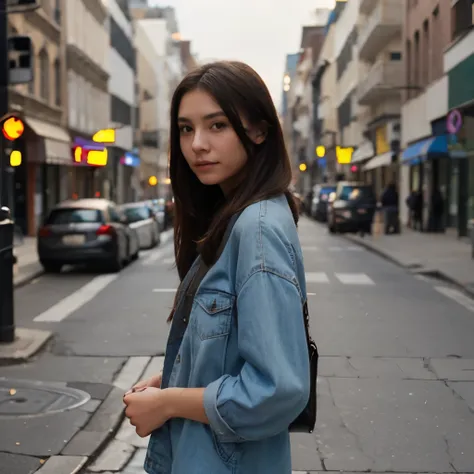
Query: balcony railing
358,0,402,61
357,59,403,105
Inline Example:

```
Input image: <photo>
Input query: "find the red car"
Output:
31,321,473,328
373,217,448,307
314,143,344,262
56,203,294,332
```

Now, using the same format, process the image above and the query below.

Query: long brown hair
169,60,298,283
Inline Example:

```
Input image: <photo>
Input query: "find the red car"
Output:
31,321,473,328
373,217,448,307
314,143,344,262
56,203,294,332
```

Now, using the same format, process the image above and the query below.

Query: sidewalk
13,236,43,288
345,226,474,296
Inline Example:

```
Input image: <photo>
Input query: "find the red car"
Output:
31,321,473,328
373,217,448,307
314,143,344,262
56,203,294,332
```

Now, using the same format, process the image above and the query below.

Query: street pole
0,0,15,344
0,0,8,206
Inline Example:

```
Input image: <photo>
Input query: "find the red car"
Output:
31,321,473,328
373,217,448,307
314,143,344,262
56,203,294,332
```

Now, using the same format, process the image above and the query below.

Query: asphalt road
1,218,474,474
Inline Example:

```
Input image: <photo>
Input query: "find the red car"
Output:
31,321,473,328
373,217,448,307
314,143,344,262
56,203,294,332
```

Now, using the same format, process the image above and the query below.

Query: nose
191,129,209,154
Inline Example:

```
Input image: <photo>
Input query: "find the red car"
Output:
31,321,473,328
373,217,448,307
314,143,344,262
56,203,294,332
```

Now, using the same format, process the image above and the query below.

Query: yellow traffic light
92,128,115,144
299,163,307,172
316,146,325,158
2,116,24,141
149,176,158,186
10,150,22,167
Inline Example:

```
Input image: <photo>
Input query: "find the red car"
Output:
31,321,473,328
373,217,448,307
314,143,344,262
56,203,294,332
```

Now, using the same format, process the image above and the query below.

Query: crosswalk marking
153,288,176,293
305,272,330,283
335,273,375,285
162,257,175,265
302,245,364,252
435,286,474,313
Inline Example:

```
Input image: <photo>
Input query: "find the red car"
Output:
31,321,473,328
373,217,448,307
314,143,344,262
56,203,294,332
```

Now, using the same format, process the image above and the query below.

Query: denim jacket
145,195,310,474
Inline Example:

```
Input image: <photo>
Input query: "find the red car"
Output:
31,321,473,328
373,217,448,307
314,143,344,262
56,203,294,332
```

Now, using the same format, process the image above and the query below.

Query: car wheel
109,251,123,273
40,260,62,273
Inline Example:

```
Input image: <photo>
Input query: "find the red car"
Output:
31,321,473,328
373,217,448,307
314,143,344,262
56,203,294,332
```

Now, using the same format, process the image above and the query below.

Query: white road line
153,288,177,292
162,256,175,265
329,246,342,251
305,272,330,283
34,274,118,322
160,228,174,245
302,246,319,251
435,286,474,313
335,273,375,285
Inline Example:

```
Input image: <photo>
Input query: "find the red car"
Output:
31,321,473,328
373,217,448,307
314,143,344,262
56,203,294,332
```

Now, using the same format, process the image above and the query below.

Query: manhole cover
0,378,91,418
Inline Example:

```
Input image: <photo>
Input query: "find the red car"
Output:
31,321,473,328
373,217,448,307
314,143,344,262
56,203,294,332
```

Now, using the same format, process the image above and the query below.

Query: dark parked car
327,182,376,234
37,199,139,273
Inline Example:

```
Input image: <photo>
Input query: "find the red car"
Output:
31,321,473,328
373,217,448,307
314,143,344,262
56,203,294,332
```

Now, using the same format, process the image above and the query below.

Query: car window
109,206,121,223
319,186,336,200
339,186,375,202
47,208,103,225
123,206,150,223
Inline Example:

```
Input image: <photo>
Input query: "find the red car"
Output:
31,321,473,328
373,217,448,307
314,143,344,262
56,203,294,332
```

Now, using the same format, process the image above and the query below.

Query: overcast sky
149,0,336,110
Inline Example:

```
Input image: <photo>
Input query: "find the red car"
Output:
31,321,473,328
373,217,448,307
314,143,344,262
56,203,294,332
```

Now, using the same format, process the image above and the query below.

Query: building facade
8,0,70,236
66,0,109,201
400,0,452,230
355,0,403,198
443,0,474,236
101,0,139,204
133,20,160,199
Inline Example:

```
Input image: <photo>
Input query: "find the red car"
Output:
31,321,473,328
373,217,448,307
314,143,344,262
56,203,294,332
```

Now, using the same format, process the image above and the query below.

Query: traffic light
299,163,307,172
10,150,22,167
2,116,24,141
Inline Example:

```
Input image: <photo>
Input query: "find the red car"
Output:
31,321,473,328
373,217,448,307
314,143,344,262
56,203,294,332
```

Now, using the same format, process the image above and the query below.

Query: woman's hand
123,387,171,437
125,372,162,396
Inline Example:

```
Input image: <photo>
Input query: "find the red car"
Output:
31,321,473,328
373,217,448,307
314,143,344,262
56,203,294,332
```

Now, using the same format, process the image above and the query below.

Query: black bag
188,211,318,434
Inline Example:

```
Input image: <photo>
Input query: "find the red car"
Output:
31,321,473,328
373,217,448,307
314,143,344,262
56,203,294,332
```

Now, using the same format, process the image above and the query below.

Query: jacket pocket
193,291,234,341
210,428,239,468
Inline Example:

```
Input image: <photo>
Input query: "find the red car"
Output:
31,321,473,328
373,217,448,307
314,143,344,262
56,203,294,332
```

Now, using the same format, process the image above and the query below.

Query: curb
344,234,474,299
14,267,44,289
0,328,53,364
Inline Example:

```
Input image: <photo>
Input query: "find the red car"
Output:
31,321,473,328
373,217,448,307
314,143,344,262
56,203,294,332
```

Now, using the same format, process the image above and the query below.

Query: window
110,17,135,70
422,19,430,85
111,94,132,126
39,48,49,102
54,0,61,24
47,208,103,225
414,31,420,88
108,207,121,223
452,0,474,39
54,58,61,105
390,52,402,61
405,39,411,99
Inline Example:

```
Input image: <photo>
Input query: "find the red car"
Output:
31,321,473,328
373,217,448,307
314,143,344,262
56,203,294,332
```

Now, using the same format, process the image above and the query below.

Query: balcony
357,59,403,105
358,0,402,61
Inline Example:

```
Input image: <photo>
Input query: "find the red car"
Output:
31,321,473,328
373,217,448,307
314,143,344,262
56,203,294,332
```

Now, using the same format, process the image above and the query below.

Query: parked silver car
120,202,161,249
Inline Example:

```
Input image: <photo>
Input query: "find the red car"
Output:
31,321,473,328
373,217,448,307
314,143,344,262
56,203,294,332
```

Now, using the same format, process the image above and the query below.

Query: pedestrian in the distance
123,61,312,474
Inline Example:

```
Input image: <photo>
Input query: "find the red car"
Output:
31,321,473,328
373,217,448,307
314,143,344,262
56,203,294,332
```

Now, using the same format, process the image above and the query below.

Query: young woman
123,61,310,474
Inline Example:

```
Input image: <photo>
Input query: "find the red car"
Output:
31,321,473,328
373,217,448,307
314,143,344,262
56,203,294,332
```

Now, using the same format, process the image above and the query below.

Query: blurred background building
283,0,474,238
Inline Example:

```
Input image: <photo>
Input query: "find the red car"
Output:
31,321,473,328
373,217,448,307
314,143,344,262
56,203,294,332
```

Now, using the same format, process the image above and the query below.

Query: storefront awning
401,135,449,165
363,152,393,171
24,116,71,165
351,140,374,164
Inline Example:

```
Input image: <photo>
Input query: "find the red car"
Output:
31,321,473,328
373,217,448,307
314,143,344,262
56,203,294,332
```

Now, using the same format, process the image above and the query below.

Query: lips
195,161,218,167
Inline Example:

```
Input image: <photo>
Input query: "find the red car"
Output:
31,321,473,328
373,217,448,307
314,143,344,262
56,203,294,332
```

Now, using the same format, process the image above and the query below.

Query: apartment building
8,0,70,236
399,0,452,230
134,20,160,198
66,0,109,200
353,0,403,198
100,0,139,204
443,0,474,236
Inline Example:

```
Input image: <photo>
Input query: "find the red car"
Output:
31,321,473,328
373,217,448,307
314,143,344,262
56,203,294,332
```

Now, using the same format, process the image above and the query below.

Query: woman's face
177,89,264,194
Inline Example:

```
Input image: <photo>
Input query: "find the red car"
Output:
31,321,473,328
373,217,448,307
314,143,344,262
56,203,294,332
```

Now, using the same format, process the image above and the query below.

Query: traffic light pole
0,0,15,344
0,0,8,206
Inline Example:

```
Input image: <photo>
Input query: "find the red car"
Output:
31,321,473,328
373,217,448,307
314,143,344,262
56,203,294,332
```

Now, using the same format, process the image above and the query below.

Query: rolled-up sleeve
203,269,310,443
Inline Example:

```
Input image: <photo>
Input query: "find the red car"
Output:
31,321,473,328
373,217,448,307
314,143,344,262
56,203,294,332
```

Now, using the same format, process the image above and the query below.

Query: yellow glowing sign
299,163,307,172
316,146,326,158
74,146,82,162
2,117,24,141
87,148,108,166
336,146,354,164
10,150,22,167
148,176,158,186
92,129,115,144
